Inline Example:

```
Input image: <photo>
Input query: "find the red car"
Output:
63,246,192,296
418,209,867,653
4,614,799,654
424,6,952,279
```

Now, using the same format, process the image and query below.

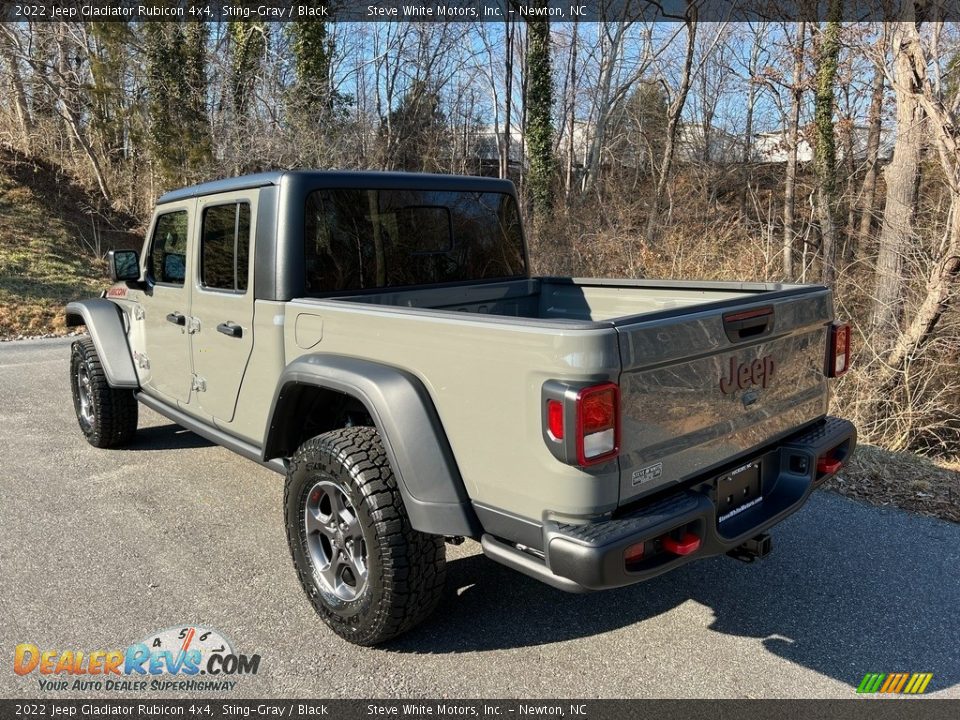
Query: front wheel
70,337,138,448
284,427,446,646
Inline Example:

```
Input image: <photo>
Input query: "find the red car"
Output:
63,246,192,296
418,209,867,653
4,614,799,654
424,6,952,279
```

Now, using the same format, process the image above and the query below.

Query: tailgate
615,287,832,505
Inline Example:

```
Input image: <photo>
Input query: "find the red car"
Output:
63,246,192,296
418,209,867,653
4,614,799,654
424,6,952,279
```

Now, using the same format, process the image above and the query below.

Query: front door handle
166,312,186,326
217,321,243,338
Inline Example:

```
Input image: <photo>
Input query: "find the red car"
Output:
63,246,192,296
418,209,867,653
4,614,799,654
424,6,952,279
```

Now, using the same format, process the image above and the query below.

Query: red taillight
547,399,564,440
827,321,852,377
576,383,620,466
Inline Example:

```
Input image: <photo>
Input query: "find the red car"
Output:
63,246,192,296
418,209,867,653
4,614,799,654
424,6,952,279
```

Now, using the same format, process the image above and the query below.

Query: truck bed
282,276,832,524
328,277,785,325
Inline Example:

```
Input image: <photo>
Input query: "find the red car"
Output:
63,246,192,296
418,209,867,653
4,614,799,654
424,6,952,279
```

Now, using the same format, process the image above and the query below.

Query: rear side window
200,203,251,292
304,189,525,293
148,210,189,286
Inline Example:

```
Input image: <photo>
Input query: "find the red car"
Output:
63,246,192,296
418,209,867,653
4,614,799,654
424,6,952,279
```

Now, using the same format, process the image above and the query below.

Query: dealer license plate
717,461,762,523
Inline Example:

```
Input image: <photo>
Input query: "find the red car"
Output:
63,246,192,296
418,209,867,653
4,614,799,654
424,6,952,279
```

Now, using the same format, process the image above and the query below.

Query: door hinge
191,374,207,393
186,316,201,334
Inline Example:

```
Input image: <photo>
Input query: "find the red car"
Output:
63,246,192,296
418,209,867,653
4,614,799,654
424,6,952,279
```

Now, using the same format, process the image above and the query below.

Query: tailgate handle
723,306,773,342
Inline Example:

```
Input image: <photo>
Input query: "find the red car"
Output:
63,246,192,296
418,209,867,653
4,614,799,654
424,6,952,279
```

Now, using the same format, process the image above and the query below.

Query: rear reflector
624,542,645,565
576,383,620,466
662,532,701,556
547,399,564,440
817,454,843,476
827,322,852,377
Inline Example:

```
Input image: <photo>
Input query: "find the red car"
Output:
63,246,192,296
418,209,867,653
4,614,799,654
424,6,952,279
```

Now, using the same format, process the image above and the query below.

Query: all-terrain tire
284,426,446,646
70,337,138,448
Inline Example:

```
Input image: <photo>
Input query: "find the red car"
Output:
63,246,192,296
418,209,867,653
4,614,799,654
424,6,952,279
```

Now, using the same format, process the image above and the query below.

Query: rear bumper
489,416,856,592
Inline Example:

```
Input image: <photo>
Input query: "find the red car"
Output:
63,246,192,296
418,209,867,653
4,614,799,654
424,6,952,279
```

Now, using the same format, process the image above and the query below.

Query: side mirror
108,249,140,282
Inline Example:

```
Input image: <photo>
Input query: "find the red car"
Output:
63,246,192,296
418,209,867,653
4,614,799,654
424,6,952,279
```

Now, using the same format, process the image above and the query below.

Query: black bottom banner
2,699,959,720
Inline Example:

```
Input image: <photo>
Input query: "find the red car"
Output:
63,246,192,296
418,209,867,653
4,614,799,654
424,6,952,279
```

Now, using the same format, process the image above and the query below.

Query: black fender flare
263,354,481,538
65,299,139,389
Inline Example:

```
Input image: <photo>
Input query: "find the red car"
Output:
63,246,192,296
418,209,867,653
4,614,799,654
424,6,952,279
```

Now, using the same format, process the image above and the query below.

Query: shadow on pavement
387,494,959,693
125,423,215,451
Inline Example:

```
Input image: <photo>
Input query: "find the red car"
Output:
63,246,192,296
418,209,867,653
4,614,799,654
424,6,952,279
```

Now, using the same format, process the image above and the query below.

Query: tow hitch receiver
727,532,772,563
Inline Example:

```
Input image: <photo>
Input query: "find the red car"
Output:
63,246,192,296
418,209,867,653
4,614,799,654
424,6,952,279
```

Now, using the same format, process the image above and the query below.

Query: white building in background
752,132,814,163
457,124,524,171
676,123,743,164
752,126,895,164
456,122,895,173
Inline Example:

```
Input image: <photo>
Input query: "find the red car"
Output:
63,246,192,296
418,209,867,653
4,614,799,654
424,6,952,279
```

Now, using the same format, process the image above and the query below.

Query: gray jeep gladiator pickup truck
66,171,856,645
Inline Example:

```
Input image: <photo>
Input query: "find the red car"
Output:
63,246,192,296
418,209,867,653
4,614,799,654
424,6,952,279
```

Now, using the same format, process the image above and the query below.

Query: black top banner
0,0,954,23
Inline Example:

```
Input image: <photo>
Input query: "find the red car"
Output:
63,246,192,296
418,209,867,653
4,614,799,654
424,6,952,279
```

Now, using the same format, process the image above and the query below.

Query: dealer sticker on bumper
632,462,663,486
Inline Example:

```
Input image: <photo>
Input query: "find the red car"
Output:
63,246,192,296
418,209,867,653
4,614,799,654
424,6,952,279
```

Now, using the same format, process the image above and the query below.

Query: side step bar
480,534,588,594
136,392,287,475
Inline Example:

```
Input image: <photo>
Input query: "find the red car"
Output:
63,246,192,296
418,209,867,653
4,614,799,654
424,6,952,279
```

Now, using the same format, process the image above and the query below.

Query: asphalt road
1,337,958,699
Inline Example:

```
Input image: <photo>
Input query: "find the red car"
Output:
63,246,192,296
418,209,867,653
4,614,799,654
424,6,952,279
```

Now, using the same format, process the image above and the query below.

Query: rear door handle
217,321,243,338
166,312,186,326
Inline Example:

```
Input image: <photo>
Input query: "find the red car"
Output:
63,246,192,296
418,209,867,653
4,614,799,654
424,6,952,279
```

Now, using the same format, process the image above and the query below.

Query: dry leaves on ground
826,444,960,524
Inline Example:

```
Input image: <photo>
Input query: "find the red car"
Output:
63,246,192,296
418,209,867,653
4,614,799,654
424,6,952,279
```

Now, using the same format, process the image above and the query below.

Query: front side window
148,210,189,286
200,203,251,292
304,189,526,294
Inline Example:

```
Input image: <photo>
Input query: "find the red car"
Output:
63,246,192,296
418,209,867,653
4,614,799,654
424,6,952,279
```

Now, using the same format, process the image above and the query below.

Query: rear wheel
284,426,446,646
70,337,138,448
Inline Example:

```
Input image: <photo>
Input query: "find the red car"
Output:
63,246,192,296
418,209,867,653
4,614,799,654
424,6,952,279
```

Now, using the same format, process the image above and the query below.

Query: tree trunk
518,28,528,195
56,24,79,154
857,46,886,244
524,10,555,221
0,31,33,144
580,23,621,194
738,25,764,217
783,21,806,279
564,18,578,195
813,6,842,286
646,7,697,243
842,81,857,260
700,67,713,165
884,197,960,375
870,22,924,345
501,16,514,180
873,16,960,390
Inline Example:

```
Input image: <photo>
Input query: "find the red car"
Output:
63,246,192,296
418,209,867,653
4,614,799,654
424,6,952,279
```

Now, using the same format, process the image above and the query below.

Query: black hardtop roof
156,170,517,204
